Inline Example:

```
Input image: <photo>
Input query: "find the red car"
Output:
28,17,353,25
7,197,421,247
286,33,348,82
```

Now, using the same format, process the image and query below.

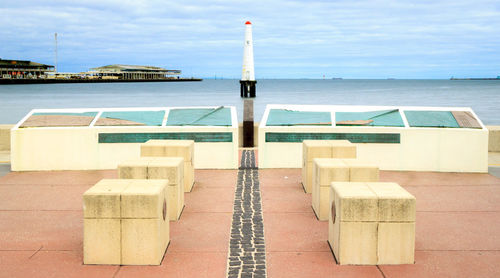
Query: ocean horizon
1,79,499,125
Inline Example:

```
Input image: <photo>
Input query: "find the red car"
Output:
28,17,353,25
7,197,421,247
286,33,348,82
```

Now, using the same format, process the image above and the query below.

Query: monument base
240,80,257,98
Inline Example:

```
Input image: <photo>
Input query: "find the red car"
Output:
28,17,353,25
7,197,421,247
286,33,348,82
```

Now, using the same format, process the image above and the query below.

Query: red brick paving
0,166,500,277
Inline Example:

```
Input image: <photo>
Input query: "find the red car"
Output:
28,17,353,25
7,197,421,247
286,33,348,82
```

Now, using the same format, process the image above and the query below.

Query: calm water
0,79,499,124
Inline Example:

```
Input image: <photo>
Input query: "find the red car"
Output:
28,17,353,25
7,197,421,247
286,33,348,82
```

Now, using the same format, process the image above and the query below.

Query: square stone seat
83,179,169,265
118,157,184,221
302,140,356,193
312,158,378,221
141,139,194,192
329,182,416,265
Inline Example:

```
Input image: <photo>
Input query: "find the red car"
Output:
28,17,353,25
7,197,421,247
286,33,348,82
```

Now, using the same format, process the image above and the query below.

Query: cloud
0,0,499,78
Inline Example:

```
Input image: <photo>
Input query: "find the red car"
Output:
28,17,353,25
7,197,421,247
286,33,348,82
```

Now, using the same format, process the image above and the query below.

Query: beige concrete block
378,222,415,264
0,125,13,151
121,218,169,265
83,218,121,265
312,158,348,220
140,142,166,157
161,140,194,162
303,140,332,162
147,157,184,183
147,157,184,220
315,158,349,185
118,159,149,179
331,140,357,158
488,126,500,152
83,179,129,218
313,186,331,221
343,160,379,182
366,182,416,222
332,182,378,222
333,221,378,265
303,162,313,193
301,160,307,190
328,186,335,249
183,161,194,192
121,180,168,219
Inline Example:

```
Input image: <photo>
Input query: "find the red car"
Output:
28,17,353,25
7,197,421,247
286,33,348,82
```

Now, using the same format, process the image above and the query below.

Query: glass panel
95,111,164,126
405,111,459,128
166,107,232,126
335,109,404,127
266,109,331,126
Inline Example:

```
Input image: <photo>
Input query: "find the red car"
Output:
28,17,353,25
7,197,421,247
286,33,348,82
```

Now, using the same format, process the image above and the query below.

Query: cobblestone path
226,150,266,278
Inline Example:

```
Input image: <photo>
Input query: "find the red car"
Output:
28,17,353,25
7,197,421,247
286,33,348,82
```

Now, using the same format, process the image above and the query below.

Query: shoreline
0,77,202,85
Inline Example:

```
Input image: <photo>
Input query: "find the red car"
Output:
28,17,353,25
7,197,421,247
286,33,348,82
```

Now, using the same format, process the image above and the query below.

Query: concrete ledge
0,125,13,151
487,126,500,152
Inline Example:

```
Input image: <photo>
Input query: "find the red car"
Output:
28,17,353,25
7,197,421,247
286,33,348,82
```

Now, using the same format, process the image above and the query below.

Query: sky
1,0,499,79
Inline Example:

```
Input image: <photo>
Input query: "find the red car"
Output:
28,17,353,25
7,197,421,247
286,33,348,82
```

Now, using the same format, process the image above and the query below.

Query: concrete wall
488,126,500,152
11,126,238,171
258,126,489,173
0,125,13,151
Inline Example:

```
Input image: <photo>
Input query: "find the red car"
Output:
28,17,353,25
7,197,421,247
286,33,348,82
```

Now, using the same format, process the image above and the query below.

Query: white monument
240,21,256,98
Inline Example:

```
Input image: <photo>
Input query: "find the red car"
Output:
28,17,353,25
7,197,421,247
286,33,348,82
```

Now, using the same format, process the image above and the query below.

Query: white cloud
0,0,499,78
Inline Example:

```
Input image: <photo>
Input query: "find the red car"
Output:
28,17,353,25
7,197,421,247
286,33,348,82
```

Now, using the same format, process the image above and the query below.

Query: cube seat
118,157,184,221
302,140,356,193
83,179,169,265
329,182,415,265
312,158,379,220
141,139,194,192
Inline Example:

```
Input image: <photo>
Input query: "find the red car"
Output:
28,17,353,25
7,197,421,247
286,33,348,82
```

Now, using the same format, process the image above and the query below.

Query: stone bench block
302,140,356,193
329,182,415,265
344,159,380,182
83,179,169,265
141,139,194,192
121,180,169,265
118,157,184,221
312,159,378,221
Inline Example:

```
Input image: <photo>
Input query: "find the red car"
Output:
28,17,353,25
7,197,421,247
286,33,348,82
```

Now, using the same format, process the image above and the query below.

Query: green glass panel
167,107,232,126
98,132,233,143
265,132,400,143
266,109,331,126
335,109,404,127
98,111,164,126
405,111,459,128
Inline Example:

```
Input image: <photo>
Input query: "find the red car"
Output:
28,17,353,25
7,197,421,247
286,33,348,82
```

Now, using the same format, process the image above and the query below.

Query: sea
0,79,499,125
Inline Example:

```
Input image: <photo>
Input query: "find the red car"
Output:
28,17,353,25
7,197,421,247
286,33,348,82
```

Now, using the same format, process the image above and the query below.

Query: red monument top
245,21,252,25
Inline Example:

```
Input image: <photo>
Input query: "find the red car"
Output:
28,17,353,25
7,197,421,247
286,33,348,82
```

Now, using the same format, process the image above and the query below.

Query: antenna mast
54,33,58,73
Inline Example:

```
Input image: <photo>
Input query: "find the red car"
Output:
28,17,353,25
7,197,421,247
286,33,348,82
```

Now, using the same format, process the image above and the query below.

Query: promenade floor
0,156,499,277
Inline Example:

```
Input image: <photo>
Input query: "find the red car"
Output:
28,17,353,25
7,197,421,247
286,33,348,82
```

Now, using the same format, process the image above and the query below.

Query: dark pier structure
240,80,257,98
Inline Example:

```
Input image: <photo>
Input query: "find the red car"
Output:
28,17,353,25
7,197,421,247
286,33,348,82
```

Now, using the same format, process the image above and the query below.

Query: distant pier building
0,59,54,79
89,64,181,80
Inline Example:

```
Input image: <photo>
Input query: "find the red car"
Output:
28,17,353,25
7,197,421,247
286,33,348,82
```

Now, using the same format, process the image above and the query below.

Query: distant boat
331,77,343,80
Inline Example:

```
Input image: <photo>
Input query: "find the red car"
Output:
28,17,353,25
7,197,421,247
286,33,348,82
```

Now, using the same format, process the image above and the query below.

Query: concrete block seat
329,182,415,265
118,157,184,221
302,140,356,193
141,139,195,192
312,158,379,221
83,179,169,265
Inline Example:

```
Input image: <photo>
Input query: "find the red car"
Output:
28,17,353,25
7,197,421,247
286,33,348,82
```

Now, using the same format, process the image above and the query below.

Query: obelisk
240,21,256,98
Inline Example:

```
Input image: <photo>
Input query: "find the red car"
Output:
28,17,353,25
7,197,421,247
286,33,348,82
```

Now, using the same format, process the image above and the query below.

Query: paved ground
0,154,500,277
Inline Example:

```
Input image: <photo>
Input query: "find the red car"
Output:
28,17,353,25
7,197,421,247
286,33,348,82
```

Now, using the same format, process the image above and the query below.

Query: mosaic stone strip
227,150,266,278
265,132,401,143
98,132,233,143
239,149,257,170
